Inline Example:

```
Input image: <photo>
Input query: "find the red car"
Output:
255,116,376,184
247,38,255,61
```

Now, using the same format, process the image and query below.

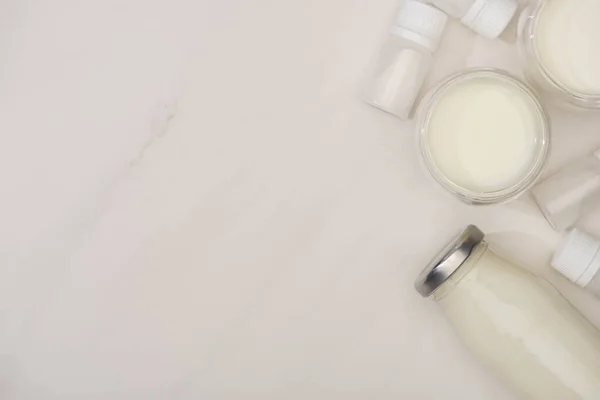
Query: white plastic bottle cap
461,0,518,39
391,0,449,53
552,229,600,287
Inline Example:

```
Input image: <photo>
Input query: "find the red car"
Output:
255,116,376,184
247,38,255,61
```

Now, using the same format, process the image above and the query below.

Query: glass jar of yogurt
518,0,600,109
415,225,600,399
418,69,550,205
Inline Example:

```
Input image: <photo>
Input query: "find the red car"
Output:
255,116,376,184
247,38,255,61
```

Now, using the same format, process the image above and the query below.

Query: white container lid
391,0,448,53
461,0,518,39
552,229,600,287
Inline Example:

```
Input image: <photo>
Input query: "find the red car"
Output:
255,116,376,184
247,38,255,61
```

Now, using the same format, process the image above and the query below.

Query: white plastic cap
391,0,449,52
461,0,518,39
552,229,600,287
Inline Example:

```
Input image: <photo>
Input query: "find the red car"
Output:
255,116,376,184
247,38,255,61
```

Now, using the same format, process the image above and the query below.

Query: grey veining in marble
2,0,600,399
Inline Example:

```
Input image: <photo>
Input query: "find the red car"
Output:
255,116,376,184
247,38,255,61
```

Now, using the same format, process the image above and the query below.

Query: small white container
518,0,600,109
416,225,600,399
418,69,550,205
532,149,600,231
364,0,447,120
428,0,518,39
553,228,600,297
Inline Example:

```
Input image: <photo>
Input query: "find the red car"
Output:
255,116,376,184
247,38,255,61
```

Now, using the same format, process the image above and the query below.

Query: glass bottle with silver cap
416,225,600,399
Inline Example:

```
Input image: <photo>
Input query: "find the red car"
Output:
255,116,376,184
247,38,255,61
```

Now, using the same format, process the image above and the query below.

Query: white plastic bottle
552,229,600,298
416,225,600,399
364,0,447,120
427,0,518,39
532,149,600,231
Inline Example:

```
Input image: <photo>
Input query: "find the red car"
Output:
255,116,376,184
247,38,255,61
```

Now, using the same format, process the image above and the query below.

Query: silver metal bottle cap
414,225,485,297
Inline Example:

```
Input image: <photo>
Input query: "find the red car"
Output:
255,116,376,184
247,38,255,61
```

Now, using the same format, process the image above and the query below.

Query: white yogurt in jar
534,0,600,95
420,70,549,204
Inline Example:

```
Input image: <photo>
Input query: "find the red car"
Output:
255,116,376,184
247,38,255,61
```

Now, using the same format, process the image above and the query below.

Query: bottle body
532,151,600,231
364,36,433,120
434,243,600,399
363,0,447,120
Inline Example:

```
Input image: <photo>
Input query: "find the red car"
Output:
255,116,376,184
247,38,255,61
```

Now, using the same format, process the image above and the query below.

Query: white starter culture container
428,0,518,39
364,0,448,120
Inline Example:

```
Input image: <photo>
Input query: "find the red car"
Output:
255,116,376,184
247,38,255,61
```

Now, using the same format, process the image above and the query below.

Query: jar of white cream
518,0,600,109
418,69,550,205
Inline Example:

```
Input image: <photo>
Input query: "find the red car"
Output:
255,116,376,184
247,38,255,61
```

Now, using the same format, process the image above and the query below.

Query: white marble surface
3,0,600,399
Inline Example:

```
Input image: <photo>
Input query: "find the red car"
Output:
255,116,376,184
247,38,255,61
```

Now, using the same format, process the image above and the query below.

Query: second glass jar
518,0,600,109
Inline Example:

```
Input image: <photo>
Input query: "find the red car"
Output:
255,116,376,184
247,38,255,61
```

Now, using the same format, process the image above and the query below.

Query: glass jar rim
527,1,600,104
417,68,551,205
